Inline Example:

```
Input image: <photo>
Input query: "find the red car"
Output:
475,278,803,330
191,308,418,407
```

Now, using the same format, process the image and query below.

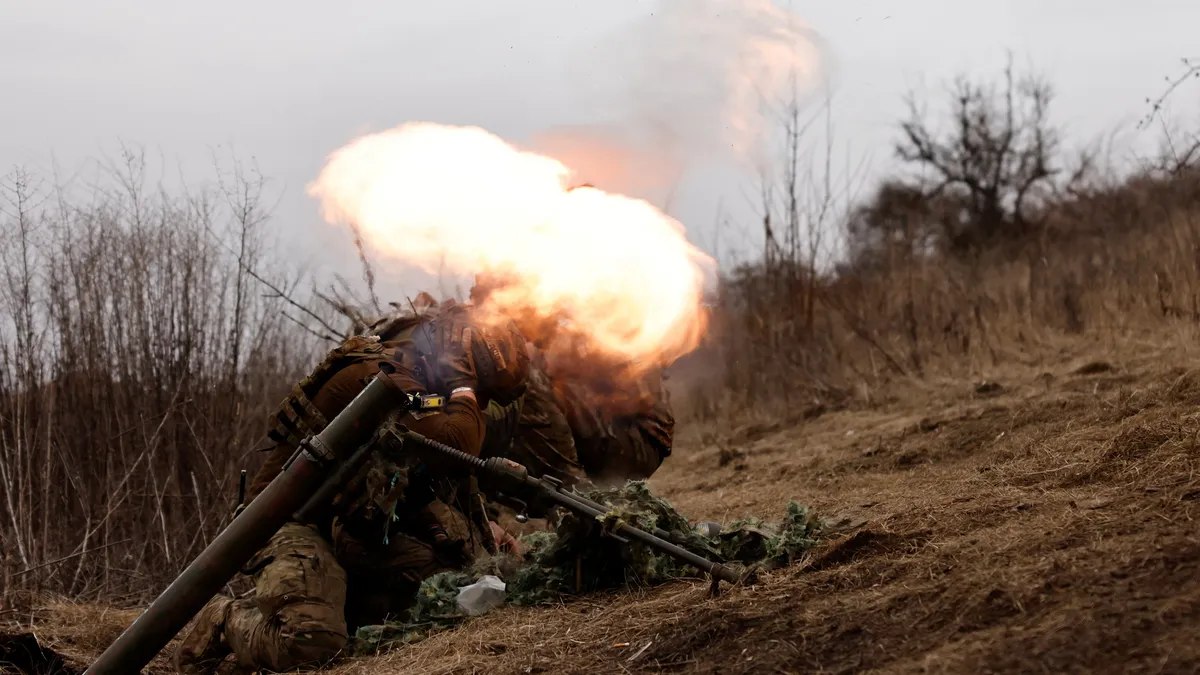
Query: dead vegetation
14,331,1200,674
676,58,1200,427
5,58,1200,673
0,153,320,603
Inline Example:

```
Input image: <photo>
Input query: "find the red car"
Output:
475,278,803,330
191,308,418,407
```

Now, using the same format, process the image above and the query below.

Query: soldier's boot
172,595,234,675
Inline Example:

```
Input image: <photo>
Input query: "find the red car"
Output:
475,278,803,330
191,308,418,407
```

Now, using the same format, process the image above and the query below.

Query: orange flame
307,122,714,368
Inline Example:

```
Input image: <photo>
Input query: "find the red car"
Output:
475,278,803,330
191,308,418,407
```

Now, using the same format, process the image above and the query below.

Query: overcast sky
3,0,1198,300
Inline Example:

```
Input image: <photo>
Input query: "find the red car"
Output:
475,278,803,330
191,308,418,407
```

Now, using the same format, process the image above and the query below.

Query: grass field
11,325,1200,674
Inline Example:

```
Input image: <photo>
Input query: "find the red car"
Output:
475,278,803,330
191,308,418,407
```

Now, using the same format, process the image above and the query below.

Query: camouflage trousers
482,363,587,488
173,521,457,674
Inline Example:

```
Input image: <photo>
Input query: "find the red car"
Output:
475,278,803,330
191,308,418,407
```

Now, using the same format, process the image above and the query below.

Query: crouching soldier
466,275,677,491
478,348,675,491
173,303,530,674
551,357,675,488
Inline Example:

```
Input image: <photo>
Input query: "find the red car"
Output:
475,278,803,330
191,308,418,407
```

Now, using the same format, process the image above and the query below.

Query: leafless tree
896,54,1061,252
0,151,321,604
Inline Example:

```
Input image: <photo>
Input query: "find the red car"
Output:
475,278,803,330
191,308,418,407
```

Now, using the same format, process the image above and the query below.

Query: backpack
259,334,390,451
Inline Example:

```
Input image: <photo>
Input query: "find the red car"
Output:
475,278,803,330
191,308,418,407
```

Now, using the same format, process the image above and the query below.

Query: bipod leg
708,576,721,598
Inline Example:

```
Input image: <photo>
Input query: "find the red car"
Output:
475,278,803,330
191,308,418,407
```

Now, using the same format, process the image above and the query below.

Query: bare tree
1139,57,1200,178
896,54,1061,252
1140,56,1200,131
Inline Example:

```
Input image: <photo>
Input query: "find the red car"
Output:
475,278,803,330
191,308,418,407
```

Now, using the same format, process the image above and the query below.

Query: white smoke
534,0,829,201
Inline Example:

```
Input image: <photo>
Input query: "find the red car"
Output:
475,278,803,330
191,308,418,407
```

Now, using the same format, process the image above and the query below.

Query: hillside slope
16,331,1200,674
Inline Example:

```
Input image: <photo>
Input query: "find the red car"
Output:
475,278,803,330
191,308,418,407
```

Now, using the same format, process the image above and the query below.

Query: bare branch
1139,56,1200,130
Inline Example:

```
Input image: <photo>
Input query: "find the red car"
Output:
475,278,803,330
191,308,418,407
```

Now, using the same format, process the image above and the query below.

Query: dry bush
683,61,1200,425
0,150,320,604
5,57,1200,620
701,180,1200,422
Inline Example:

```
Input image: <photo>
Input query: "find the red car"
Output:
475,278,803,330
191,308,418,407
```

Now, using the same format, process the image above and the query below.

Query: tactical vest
332,419,417,545
260,334,390,450
329,315,483,549
383,311,498,553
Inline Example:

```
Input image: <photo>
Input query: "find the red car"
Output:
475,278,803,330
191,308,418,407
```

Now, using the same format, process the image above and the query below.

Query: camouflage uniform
479,348,587,488
174,308,529,674
552,360,675,488
466,272,675,488
480,345,676,490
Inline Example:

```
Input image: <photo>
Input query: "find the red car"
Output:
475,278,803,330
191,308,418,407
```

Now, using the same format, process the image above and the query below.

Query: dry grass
15,327,1200,674
6,599,143,668
8,67,1200,674
0,155,322,603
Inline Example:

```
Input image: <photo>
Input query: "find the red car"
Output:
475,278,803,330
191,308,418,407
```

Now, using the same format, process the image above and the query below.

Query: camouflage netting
351,481,823,655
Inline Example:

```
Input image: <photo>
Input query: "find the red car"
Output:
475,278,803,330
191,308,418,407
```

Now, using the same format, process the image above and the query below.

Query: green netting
350,481,822,655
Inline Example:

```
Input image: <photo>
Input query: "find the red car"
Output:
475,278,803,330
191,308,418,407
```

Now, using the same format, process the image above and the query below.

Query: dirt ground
11,331,1200,674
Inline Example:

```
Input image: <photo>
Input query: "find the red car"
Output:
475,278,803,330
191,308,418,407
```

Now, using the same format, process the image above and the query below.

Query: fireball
306,122,714,369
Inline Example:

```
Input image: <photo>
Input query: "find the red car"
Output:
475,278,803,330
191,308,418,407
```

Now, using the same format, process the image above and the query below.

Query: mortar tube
293,433,380,524
84,375,401,675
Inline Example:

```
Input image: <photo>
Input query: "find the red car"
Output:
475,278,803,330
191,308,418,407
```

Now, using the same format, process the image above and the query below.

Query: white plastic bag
455,575,507,616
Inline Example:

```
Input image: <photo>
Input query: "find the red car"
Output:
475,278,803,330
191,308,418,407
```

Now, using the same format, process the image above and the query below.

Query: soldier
549,352,675,488
348,288,673,518
466,276,676,491
173,302,530,674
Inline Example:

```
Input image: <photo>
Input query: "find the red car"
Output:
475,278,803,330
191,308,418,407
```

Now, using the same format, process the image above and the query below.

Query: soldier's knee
225,596,349,672
252,523,347,615
225,521,350,671
268,602,349,671
273,605,348,667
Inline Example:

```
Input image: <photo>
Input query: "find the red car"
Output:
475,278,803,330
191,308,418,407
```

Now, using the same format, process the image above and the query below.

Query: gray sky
3,0,1199,300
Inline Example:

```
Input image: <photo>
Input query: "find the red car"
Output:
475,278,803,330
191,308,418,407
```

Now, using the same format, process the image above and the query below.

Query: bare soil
13,333,1200,674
